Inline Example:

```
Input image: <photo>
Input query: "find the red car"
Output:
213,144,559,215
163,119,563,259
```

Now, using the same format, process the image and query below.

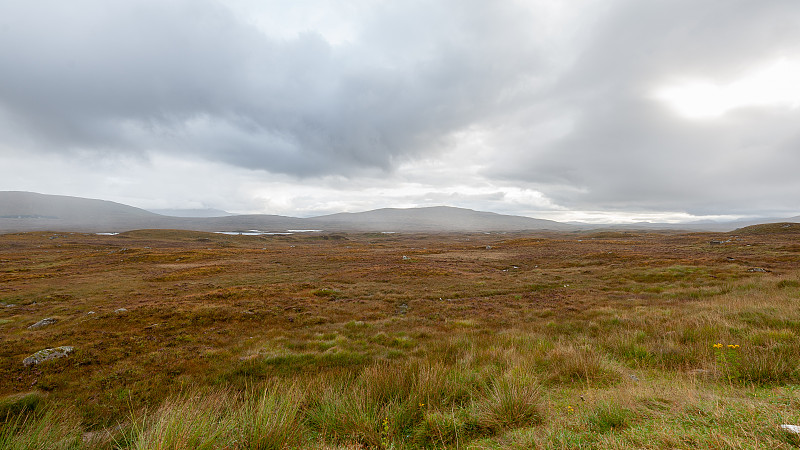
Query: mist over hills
304,206,573,232
0,191,166,230
0,191,797,234
0,192,571,233
148,208,233,218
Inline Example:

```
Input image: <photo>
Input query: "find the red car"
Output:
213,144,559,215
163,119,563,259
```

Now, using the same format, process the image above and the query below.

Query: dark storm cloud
491,0,800,215
0,0,543,176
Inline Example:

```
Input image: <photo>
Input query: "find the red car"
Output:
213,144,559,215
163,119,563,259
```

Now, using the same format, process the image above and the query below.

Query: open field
2,224,800,448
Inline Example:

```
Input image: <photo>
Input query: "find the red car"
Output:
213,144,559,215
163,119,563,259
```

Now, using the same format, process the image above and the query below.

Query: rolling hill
2,191,798,234
307,206,574,232
0,192,573,233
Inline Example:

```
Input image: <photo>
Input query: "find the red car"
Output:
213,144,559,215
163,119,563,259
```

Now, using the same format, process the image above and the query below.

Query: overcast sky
1,0,799,223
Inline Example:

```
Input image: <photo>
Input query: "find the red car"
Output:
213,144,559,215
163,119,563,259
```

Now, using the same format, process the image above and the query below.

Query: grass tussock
237,383,306,449
473,375,543,432
128,390,236,449
0,409,83,450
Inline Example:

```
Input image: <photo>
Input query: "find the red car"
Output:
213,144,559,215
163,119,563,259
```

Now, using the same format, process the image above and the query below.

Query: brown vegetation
1,227,800,447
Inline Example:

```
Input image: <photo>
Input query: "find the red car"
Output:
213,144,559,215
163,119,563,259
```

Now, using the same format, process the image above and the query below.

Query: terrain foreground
2,225,800,448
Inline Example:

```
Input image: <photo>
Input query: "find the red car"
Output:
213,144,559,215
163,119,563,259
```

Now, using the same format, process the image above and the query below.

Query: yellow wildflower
713,343,723,348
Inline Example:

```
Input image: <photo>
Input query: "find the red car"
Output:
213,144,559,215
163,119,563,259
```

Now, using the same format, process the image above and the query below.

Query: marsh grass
584,401,633,433
0,409,82,450
127,390,236,450
0,392,44,423
4,229,800,448
472,375,543,432
236,383,306,449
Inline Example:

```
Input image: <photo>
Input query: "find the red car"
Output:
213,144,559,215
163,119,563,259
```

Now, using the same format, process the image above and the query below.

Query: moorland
2,224,800,448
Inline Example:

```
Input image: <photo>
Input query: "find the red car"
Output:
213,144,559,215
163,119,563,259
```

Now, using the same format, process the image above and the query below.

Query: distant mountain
148,208,232,218
0,192,305,233
1,191,797,234
0,191,171,232
306,206,576,232
0,192,576,233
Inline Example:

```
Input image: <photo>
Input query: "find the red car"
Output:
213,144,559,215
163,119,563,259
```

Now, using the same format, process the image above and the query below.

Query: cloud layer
1,0,799,219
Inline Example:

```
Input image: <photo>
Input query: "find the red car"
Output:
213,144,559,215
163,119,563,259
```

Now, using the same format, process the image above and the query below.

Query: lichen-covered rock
22,346,74,366
28,318,57,329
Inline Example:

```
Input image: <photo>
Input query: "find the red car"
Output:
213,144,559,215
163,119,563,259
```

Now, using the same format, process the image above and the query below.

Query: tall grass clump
541,344,619,385
412,410,470,447
237,383,306,449
0,392,45,423
0,409,82,450
305,382,382,447
472,374,543,433
128,390,235,450
584,401,632,433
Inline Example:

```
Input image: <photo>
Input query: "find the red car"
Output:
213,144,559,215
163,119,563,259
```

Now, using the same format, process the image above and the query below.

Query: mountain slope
0,191,176,232
0,191,159,220
0,192,309,233
308,206,575,231
0,192,578,233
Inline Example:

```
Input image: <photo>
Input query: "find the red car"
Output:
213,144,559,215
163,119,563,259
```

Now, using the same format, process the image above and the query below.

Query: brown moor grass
1,224,800,447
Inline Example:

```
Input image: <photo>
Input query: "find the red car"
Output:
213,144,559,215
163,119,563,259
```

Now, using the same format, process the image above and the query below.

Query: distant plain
2,224,800,448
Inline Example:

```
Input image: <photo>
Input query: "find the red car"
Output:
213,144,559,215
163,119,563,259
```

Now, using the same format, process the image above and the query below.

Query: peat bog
2,224,800,448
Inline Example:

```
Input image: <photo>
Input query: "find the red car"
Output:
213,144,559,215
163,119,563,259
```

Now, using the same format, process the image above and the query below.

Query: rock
114,308,128,313
5,304,16,308
28,318,57,329
780,424,800,434
402,256,410,261
23,346,74,366
486,245,493,250
87,311,96,315
748,267,768,273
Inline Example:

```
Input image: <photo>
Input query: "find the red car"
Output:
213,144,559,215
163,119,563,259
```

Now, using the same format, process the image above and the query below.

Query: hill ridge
0,191,572,233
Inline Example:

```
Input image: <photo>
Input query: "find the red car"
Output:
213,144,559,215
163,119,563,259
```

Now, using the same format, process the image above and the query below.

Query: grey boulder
28,318,57,329
23,346,74,366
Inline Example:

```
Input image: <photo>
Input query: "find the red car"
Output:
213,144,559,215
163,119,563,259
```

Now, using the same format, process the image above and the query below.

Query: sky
1,0,799,223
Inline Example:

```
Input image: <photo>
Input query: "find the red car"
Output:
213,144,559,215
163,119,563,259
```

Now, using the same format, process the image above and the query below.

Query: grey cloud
0,0,544,176
3,0,799,219
490,0,800,216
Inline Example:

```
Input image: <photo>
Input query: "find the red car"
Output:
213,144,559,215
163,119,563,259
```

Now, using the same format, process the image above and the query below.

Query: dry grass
1,227,800,447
